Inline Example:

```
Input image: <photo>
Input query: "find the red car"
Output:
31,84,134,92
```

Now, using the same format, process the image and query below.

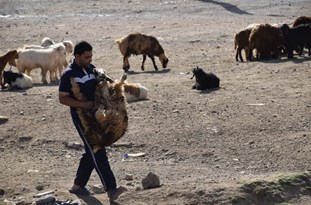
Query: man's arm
59,91,94,110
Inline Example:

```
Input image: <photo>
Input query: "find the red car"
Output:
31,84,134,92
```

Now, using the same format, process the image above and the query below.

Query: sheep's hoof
141,66,145,71
120,73,127,83
123,65,130,72
154,66,158,71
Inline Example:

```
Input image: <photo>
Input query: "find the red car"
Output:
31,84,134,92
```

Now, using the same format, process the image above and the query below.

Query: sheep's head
8,50,18,67
191,66,204,79
63,40,74,54
93,68,114,83
159,53,169,68
280,24,290,35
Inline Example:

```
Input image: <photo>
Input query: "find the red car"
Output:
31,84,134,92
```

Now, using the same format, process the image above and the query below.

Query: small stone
0,116,9,124
125,174,133,181
90,184,104,194
64,141,83,150
0,188,5,196
142,172,160,189
36,185,44,191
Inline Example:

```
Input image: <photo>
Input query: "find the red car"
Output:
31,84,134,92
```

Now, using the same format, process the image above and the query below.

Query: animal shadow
198,0,252,15
77,195,104,205
0,87,30,92
32,80,59,87
127,68,171,75
199,87,221,94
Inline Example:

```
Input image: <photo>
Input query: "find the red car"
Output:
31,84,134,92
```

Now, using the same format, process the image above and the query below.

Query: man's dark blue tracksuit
59,61,116,191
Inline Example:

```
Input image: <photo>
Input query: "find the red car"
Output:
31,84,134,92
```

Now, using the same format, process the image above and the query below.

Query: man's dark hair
74,41,92,55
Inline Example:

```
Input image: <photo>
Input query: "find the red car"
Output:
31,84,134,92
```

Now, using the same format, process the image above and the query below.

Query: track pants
70,108,117,191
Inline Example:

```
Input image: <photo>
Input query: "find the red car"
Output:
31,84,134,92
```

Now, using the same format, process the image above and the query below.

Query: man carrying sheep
58,41,125,202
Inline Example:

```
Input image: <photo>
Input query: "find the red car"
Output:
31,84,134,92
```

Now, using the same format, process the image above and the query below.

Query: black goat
190,66,220,90
281,24,311,58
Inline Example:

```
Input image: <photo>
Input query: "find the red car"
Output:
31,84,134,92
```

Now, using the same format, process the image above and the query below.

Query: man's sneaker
108,186,126,202
69,187,91,195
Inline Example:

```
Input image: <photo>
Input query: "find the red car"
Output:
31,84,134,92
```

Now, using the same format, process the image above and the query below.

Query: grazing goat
234,24,260,62
16,45,66,84
281,24,311,58
0,50,19,89
3,70,33,90
191,66,220,90
71,68,128,152
292,16,311,55
248,24,283,61
116,33,169,72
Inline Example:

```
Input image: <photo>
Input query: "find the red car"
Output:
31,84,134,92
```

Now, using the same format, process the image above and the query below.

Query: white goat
23,38,73,80
17,45,66,84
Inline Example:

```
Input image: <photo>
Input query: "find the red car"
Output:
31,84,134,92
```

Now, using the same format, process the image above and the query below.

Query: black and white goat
3,70,33,90
191,66,220,90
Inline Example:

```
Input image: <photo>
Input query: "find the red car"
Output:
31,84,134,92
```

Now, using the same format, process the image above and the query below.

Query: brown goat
248,24,283,61
116,33,169,72
234,24,260,62
0,50,19,88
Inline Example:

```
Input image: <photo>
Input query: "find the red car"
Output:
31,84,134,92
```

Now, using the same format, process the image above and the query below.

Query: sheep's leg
41,69,48,84
26,69,31,76
0,70,3,88
60,59,68,78
123,56,130,72
122,51,131,72
245,48,250,61
287,49,294,59
237,47,243,62
248,48,253,62
49,70,55,82
235,48,239,61
141,55,147,71
148,55,158,71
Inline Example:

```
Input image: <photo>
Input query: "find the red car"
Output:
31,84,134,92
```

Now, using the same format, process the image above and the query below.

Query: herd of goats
0,16,310,91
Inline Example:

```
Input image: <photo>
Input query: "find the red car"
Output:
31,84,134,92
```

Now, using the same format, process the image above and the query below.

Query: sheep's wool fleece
71,76,128,152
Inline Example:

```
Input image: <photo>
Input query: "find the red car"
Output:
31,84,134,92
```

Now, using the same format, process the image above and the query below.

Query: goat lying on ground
0,50,19,89
116,32,169,72
71,68,128,152
3,70,33,90
191,66,220,90
123,83,148,102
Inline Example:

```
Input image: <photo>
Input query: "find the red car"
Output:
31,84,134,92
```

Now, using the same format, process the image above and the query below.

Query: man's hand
83,101,94,110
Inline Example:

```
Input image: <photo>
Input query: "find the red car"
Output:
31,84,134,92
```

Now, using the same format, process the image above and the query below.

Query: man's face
76,50,93,68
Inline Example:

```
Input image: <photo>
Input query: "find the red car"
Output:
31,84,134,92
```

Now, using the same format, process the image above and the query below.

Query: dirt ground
0,0,311,204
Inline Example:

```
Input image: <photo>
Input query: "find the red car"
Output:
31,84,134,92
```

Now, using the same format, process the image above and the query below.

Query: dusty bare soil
0,0,311,205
